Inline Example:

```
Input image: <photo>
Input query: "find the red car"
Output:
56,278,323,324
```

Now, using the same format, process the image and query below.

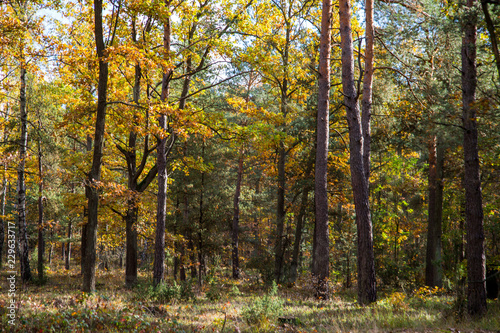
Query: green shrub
241,281,283,325
149,282,181,303
229,285,242,297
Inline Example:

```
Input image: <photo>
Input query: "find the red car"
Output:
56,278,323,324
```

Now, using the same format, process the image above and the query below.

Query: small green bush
241,281,283,325
149,282,181,303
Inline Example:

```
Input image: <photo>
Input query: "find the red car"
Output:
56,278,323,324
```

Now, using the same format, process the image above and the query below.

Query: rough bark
461,0,487,317
362,0,374,184
17,66,32,283
425,136,443,287
83,0,108,292
312,0,332,301
339,0,376,305
232,155,244,279
153,2,172,286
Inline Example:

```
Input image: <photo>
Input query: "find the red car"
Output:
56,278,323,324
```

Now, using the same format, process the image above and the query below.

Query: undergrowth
1,264,499,332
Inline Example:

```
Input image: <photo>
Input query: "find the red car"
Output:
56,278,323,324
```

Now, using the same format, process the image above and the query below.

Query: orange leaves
105,43,172,73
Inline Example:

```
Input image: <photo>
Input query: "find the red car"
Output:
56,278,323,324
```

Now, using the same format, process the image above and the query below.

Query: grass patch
1,264,499,332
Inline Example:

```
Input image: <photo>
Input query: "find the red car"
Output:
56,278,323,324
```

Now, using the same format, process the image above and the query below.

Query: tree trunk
425,136,443,287
119,54,158,286
180,191,189,282
65,220,72,270
252,177,261,258
17,66,32,283
81,137,91,276
173,197,180,281
274,143,286,283
49,235,53,264
461,0,487,317
232,155,244,279
153,0,172,287
312,0,332,300
362,0,374,184
198,148,206,283
37,134,44,281
339,0,376,305
290,185,310,284
83,0,109,292
126,202,138,286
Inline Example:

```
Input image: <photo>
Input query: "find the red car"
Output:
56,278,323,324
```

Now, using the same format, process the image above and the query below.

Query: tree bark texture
83,0,108,292
339,0,376,305
153,2,172,286
362,0,374,184
17,67,32,283
313,0,332,300
461,0,487,317
232,156,244,279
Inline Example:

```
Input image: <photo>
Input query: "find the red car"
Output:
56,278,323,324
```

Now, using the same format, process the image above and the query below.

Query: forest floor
1,262,499,332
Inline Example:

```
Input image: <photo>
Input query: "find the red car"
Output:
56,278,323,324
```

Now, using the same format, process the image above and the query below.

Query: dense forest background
1,0,500,330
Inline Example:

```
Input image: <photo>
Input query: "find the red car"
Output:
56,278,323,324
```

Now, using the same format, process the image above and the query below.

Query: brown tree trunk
362,0,374,184
312,0,332,300
232,155,244,279
81,136,92,276
124,61,141,287
339,0,376,305
83,0,109,292
118,48,158,285
153,0,172,287
274,23,290,283
17,66,32,283
126,202,139,286
461,0,487,317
